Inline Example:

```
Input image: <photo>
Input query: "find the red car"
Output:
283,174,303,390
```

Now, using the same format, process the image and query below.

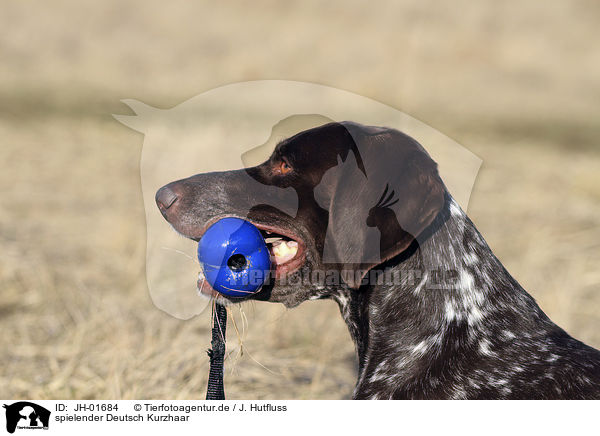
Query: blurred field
1,1,599,399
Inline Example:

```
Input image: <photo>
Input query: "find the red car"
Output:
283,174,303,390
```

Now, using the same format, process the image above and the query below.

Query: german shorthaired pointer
156,121,600,399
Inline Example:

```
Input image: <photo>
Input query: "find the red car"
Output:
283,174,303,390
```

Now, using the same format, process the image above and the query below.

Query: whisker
242,346,282,376
227,306,244,374
160,246,198,263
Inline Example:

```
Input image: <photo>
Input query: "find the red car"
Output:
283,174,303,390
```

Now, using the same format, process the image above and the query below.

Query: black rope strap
206,303,227,400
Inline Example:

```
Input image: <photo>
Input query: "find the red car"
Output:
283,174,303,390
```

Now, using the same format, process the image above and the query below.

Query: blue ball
197,217,271,298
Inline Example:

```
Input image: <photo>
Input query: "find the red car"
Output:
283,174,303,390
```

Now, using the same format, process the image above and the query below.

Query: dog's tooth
272,242,285,256
265,237,283,244
286,240,298,248
272,240,298,264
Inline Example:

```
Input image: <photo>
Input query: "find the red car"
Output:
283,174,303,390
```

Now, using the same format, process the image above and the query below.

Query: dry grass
1,0,599,399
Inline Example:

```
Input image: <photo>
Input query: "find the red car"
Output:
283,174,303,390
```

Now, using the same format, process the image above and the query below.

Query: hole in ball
227,254,247,272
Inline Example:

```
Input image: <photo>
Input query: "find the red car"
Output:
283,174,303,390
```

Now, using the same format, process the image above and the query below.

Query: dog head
156,121,445,307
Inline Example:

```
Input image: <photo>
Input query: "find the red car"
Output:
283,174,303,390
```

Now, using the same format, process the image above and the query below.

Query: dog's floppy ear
319,123,445,289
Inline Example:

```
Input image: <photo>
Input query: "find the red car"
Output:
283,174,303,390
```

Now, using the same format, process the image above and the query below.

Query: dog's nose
156,186,178,210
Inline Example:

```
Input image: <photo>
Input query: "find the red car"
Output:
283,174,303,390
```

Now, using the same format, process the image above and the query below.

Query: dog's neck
332,193,554,399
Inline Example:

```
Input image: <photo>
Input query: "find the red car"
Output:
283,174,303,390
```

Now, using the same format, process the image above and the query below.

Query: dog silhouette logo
115,81,482,319
3,402,50,433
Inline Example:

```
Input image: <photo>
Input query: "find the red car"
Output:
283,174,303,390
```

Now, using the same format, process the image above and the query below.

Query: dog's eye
279,159,292,175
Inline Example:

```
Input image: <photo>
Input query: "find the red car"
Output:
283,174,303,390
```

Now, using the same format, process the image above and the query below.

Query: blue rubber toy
197,217,271,297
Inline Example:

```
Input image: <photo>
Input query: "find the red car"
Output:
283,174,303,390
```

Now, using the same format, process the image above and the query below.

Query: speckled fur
330,194,600,399
157,121,600,399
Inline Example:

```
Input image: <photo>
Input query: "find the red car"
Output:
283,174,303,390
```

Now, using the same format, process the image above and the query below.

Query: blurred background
1,0,599,399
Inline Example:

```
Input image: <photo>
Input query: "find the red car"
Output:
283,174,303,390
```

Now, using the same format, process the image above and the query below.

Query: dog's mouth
257,225,306,276
196,220,306,300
